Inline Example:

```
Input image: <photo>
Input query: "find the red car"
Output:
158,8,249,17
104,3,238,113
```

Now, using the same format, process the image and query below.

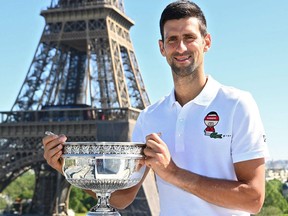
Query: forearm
109,167,150,209
167,166,265,214
109,184,142,209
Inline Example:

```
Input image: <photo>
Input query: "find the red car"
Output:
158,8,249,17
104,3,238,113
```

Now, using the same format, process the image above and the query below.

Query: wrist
164,160,180,184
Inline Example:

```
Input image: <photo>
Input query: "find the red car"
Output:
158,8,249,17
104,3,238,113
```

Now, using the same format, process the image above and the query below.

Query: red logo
204,111,222,139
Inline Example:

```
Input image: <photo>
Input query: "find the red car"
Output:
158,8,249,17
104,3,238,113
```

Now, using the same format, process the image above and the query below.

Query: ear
203,33,211,52
158,40,165,56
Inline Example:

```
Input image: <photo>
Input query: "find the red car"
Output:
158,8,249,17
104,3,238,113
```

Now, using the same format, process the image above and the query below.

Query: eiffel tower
0,0,159,215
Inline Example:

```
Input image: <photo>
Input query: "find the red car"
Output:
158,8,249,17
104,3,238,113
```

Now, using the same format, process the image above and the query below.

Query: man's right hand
42,133,67,174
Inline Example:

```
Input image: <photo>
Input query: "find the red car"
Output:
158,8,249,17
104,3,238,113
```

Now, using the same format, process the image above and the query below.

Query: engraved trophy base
87,212,120,216
87,208,120,216
86,192,120,216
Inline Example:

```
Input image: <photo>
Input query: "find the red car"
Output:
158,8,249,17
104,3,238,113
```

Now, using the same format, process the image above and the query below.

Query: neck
173,71,207,106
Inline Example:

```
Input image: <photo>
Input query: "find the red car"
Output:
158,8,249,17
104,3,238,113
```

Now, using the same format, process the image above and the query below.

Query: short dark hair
159,0,207,41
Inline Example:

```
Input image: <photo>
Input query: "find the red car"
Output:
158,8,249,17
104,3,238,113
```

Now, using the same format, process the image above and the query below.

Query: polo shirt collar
168,75,221,107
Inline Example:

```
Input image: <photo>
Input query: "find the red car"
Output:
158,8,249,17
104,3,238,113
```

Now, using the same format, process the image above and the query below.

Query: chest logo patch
204,111,222,139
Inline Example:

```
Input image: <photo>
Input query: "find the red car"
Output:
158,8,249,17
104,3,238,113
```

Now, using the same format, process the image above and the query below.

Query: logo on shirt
204,111,222,139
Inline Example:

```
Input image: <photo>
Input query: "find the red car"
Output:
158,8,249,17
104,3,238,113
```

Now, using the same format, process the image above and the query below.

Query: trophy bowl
62,141,146,216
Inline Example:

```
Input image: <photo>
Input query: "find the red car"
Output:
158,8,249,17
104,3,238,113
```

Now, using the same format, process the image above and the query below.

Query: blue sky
0,0,287,160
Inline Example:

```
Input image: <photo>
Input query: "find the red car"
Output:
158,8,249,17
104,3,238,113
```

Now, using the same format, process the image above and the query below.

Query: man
43,1,269,215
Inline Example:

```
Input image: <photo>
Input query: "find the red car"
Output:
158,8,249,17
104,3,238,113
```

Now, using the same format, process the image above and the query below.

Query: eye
185,35,196,42
166,36,177,44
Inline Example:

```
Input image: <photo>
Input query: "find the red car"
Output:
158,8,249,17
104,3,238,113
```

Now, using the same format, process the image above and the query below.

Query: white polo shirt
132,75,268,216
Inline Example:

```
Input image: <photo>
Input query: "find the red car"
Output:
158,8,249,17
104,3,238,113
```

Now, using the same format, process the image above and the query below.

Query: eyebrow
165,32,198,40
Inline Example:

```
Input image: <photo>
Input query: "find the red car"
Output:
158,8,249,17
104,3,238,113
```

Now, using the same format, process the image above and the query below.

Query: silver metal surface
62,141,146,215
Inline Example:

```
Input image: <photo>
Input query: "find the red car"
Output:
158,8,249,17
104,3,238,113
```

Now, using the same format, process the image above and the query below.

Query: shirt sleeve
231,92,269,163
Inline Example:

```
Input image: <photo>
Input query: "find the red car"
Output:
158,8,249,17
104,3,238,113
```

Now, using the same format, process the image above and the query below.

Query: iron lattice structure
0,0,160,215
12,0,149,111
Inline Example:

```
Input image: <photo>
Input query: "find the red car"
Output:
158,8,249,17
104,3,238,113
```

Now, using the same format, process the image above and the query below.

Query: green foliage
0,197,8,210
254,179,288,215
69,186,96,213
264,180,288,213
256,206,283,216
2,171,35,200
0,170,96,214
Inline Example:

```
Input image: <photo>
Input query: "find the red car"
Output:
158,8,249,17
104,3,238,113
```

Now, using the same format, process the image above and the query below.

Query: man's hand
144,133,177,181
42,133,67,174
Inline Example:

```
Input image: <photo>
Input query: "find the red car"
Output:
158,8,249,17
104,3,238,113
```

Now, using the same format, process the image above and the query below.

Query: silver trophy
62,141,146,216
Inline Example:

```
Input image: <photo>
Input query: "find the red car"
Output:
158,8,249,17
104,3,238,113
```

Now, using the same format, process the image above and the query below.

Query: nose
176,40,187,53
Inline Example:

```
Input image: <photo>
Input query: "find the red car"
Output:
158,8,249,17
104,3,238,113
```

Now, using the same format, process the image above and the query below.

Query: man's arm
144,133,266,214
170,158,265,214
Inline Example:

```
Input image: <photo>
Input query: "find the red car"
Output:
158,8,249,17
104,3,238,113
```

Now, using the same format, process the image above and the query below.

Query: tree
255,179,288,215
257,206,283,216
264,180,288,213
69,186,96,213
0,196,8,210
1,171,35,214
2,170,35,200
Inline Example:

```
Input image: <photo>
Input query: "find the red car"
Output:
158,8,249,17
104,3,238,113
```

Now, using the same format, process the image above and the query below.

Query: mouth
174,55,191,63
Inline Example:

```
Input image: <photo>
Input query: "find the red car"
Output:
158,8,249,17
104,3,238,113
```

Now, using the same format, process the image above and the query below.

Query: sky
0,0,287,160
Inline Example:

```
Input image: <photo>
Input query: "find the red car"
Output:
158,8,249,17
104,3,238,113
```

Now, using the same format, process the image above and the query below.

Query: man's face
159,17,211,77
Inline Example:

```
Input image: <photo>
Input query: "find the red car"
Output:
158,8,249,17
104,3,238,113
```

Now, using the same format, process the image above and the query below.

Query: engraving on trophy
62,141,146,216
